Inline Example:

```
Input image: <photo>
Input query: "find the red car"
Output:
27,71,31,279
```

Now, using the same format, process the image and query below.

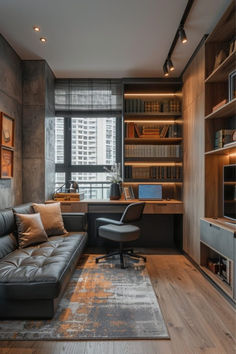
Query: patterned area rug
0,255,169,340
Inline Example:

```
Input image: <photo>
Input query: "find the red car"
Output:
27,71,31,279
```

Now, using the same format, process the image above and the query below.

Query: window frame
55,116,122,185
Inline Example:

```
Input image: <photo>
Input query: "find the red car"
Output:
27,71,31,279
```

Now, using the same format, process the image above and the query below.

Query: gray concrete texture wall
22,61,55,203
0,35,22,209
0,35,55,208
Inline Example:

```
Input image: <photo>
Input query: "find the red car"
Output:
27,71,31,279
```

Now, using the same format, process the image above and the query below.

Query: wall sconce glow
40,37,47,43
33,26,40,32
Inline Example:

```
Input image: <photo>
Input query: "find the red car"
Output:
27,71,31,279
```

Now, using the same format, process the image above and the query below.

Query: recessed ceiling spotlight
33,26,40,32
40,37,47,43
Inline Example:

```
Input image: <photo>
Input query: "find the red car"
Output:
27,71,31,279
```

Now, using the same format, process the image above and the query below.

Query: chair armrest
96,217,123,228
62,213,87,232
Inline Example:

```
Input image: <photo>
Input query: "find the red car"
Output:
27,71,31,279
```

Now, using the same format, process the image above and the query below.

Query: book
212,99,227,111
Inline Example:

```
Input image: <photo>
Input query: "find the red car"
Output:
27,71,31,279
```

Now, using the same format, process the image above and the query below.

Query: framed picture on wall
0,112,14,148
0,147,14,178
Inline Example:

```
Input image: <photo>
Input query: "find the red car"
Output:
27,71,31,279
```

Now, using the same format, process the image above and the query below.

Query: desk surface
47,199,183,214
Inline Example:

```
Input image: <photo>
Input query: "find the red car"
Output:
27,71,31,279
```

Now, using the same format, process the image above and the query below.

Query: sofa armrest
62,213,87,232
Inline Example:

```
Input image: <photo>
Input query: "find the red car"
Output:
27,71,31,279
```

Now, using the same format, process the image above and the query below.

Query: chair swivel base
95,249,147,269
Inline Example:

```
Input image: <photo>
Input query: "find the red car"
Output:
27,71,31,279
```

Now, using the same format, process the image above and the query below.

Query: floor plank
0,253,235,354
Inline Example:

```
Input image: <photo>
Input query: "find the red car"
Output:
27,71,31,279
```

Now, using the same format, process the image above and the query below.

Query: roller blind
55,79,122,116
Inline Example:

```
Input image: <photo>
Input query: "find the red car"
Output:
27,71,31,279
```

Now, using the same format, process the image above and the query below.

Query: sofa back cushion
0,209,17,259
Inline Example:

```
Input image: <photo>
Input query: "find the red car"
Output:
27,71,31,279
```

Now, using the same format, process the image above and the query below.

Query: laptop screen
138,184,162,200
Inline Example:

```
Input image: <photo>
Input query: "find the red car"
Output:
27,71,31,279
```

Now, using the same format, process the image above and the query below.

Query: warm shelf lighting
124,120,183,124
123,182,182,185
33,26,40,32
124,93,180,97
40,37,47,43
124,162,182,167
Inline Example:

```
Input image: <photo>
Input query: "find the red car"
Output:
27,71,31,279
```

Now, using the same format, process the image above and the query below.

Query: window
54,79,122,198
55,116,121,198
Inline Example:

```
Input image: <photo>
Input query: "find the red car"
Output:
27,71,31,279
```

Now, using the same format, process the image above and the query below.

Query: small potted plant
104,163,122,200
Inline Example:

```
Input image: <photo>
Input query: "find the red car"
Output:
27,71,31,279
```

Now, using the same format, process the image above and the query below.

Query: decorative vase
110,183,121,200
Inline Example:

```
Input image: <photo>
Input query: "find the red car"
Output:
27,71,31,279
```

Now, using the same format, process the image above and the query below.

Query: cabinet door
200,219,234,259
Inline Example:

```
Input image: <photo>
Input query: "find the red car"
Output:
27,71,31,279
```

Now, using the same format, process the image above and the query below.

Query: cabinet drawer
60,202,88,213
144,203,183,214
200,219,234,259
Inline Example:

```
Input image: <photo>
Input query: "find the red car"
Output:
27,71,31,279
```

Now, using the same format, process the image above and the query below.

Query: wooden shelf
125,137,182,144
205,51,236,83
125,157,182,163
200,265,233,298
124,179,183,183
124,112,181,117
205,98,236,120
205,143,236,155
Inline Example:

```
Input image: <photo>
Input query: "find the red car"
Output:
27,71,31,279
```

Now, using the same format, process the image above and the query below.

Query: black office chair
95,202,146,269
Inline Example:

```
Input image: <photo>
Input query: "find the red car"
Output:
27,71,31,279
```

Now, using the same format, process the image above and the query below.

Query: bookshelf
200,1,236,302
122,80,183,201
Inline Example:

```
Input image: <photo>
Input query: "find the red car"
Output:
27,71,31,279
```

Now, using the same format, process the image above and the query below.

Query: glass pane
55,172,65,191
71,117,116,165
71,172,111,199
55,117,64,163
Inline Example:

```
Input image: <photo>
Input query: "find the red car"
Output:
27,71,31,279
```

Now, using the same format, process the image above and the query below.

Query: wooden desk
46,199,184,215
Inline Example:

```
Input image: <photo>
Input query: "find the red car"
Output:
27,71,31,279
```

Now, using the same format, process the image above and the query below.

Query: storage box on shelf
201,1,236,302
123,81,183,202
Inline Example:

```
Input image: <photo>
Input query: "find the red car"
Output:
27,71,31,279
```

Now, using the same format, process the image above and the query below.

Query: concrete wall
22,61,55,203
0,35,22,209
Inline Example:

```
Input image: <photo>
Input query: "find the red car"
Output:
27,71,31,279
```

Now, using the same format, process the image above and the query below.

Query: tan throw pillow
15,213,48,249
32,202,67,236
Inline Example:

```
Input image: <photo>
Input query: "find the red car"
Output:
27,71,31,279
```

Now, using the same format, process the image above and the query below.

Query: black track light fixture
167,58,174,72
162,0,194,75
179,26,187,43
163,62,169,77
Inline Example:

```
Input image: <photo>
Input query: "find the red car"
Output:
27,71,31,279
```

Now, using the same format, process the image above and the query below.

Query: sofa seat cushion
0,232,87,300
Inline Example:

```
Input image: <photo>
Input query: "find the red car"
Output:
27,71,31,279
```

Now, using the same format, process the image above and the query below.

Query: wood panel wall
182,45,205,264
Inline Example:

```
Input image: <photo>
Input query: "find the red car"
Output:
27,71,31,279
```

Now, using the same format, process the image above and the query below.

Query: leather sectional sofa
0,203,88,319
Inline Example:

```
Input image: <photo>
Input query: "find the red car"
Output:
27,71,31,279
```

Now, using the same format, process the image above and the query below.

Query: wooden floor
0,253,235,354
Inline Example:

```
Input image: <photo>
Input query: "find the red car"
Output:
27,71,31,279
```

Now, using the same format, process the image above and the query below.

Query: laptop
138,184,162,200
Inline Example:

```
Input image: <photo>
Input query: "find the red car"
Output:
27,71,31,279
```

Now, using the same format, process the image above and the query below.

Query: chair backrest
120,202,145,223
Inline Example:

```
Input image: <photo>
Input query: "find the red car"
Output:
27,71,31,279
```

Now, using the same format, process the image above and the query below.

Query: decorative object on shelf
212,99,227,112
123,186,135,200
53,192,84,201
69,180,79,193
104,163,122,200
229,37,236,55
213,49,227,70
0,147,13,178
214,129,234,149
228,70,236,101
0,112,14,148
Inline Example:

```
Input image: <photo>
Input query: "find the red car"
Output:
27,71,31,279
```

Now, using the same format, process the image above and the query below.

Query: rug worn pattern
0,255,169,340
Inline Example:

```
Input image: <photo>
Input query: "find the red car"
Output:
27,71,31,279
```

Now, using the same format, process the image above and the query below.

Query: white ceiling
0,0,231,78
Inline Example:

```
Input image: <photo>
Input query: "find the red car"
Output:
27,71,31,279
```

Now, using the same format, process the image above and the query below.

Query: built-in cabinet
200,1,236,302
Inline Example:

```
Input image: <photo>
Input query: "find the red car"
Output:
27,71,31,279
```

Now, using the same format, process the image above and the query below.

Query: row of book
124,166,183,180
124,99,181,113
214,129,234,149
125,123,182,138
125,145,182,158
